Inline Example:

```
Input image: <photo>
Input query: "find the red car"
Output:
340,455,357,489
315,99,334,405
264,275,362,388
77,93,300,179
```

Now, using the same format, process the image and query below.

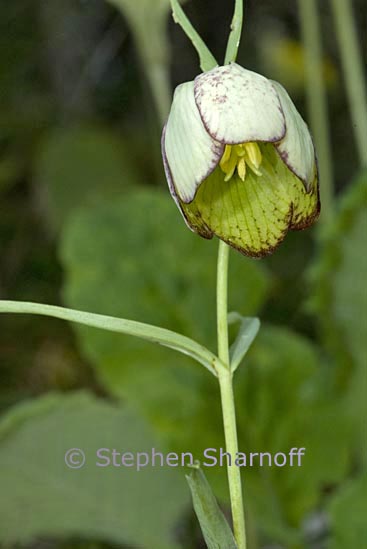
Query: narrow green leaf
224,0,244,65
170,0,218,72
0,300,224,377
228,311,260,372
186,465,237,549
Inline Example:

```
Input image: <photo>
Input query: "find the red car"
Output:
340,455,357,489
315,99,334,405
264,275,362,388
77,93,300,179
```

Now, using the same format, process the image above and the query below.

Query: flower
162,63,320,257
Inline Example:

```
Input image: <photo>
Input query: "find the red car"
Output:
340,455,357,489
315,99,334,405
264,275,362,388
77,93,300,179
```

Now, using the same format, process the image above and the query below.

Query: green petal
164,81,223,203
272,80,316,191
289,168,320,230
178,144,319,257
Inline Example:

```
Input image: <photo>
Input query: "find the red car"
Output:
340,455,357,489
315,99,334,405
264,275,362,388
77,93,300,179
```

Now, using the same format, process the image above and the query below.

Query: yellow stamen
220,144,232,168
223,150,238,181
244,142,262,169
219,141,263,181
245,158,262,177
237,157,247,181
235,144,246,157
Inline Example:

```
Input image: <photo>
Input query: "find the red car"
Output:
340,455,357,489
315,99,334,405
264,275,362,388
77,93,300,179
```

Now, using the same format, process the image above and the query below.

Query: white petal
163,81,223,204
194,63,286,144
272,81,316,190
161,125,181,209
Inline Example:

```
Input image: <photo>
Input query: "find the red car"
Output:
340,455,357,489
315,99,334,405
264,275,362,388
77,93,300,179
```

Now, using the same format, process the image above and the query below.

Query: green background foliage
0,0,366,548
0,392,188,548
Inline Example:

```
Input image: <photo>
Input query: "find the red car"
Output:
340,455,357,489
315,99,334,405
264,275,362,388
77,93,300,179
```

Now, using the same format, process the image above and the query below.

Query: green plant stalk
107,0,173,124
298,0,334,221
330,0,367,167
137,39,172,125
170,0,218,72
131,9,173,125
129,21,172,126
224,0,244,65
217,241,231,365
216,241,247,548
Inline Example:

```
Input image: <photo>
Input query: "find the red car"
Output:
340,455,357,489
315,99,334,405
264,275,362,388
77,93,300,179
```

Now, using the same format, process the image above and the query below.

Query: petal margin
272,80,316,191
161,125,212,238
289,170,320,230
164,81,224,204
194,63,286,145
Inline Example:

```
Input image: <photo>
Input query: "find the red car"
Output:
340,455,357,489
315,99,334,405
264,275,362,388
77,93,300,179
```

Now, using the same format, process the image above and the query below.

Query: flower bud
162,63,320,257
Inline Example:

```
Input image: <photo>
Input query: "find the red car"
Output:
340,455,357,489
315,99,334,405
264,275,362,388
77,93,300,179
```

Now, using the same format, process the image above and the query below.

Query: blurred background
0,1,366,548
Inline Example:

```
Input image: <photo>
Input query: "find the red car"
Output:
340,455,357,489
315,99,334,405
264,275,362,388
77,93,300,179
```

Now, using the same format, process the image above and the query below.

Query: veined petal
178,166,292,258
289,169,320,230
272,81,316,191
194,63,286,145
164,81,224,203
175,143,319,257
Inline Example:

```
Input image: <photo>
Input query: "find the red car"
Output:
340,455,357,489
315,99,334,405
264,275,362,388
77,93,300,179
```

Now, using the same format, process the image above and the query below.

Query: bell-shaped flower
162,63,320,257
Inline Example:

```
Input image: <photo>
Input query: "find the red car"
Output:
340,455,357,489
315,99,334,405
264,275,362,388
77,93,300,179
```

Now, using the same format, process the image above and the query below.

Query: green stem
298,0,334,222
217,241,230,364
170,0,218,72
136,39,172,125
330,0,367,167
224,0,244,65
107,1,173,125
216,241,247,548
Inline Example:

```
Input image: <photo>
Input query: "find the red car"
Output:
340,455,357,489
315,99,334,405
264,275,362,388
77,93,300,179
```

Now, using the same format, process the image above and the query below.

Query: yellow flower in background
162,63,320,257
259,31,338,95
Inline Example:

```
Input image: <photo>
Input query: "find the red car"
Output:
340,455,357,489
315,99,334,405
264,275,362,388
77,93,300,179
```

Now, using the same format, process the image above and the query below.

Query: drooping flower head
162,63,320,257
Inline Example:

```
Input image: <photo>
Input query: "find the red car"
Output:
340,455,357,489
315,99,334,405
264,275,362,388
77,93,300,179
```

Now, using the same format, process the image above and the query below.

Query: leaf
60,188,269,440
331,183,367,369
309,171,367,463
0,300,222,376
232,324,352,545
0,392,188,548
228,312,260,372
328,474,367,549
35,126,140,231
309,170,367,370
186,465,237,549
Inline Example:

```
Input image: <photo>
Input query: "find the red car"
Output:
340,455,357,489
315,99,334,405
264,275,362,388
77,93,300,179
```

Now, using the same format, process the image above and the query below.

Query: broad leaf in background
34,126,141,231
0,391,188,548
309,171,367,463
186,466,237,549
327,473,367,549
60,188,352,544
231,325,352,546
310,170,367,369
60,188,269,445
